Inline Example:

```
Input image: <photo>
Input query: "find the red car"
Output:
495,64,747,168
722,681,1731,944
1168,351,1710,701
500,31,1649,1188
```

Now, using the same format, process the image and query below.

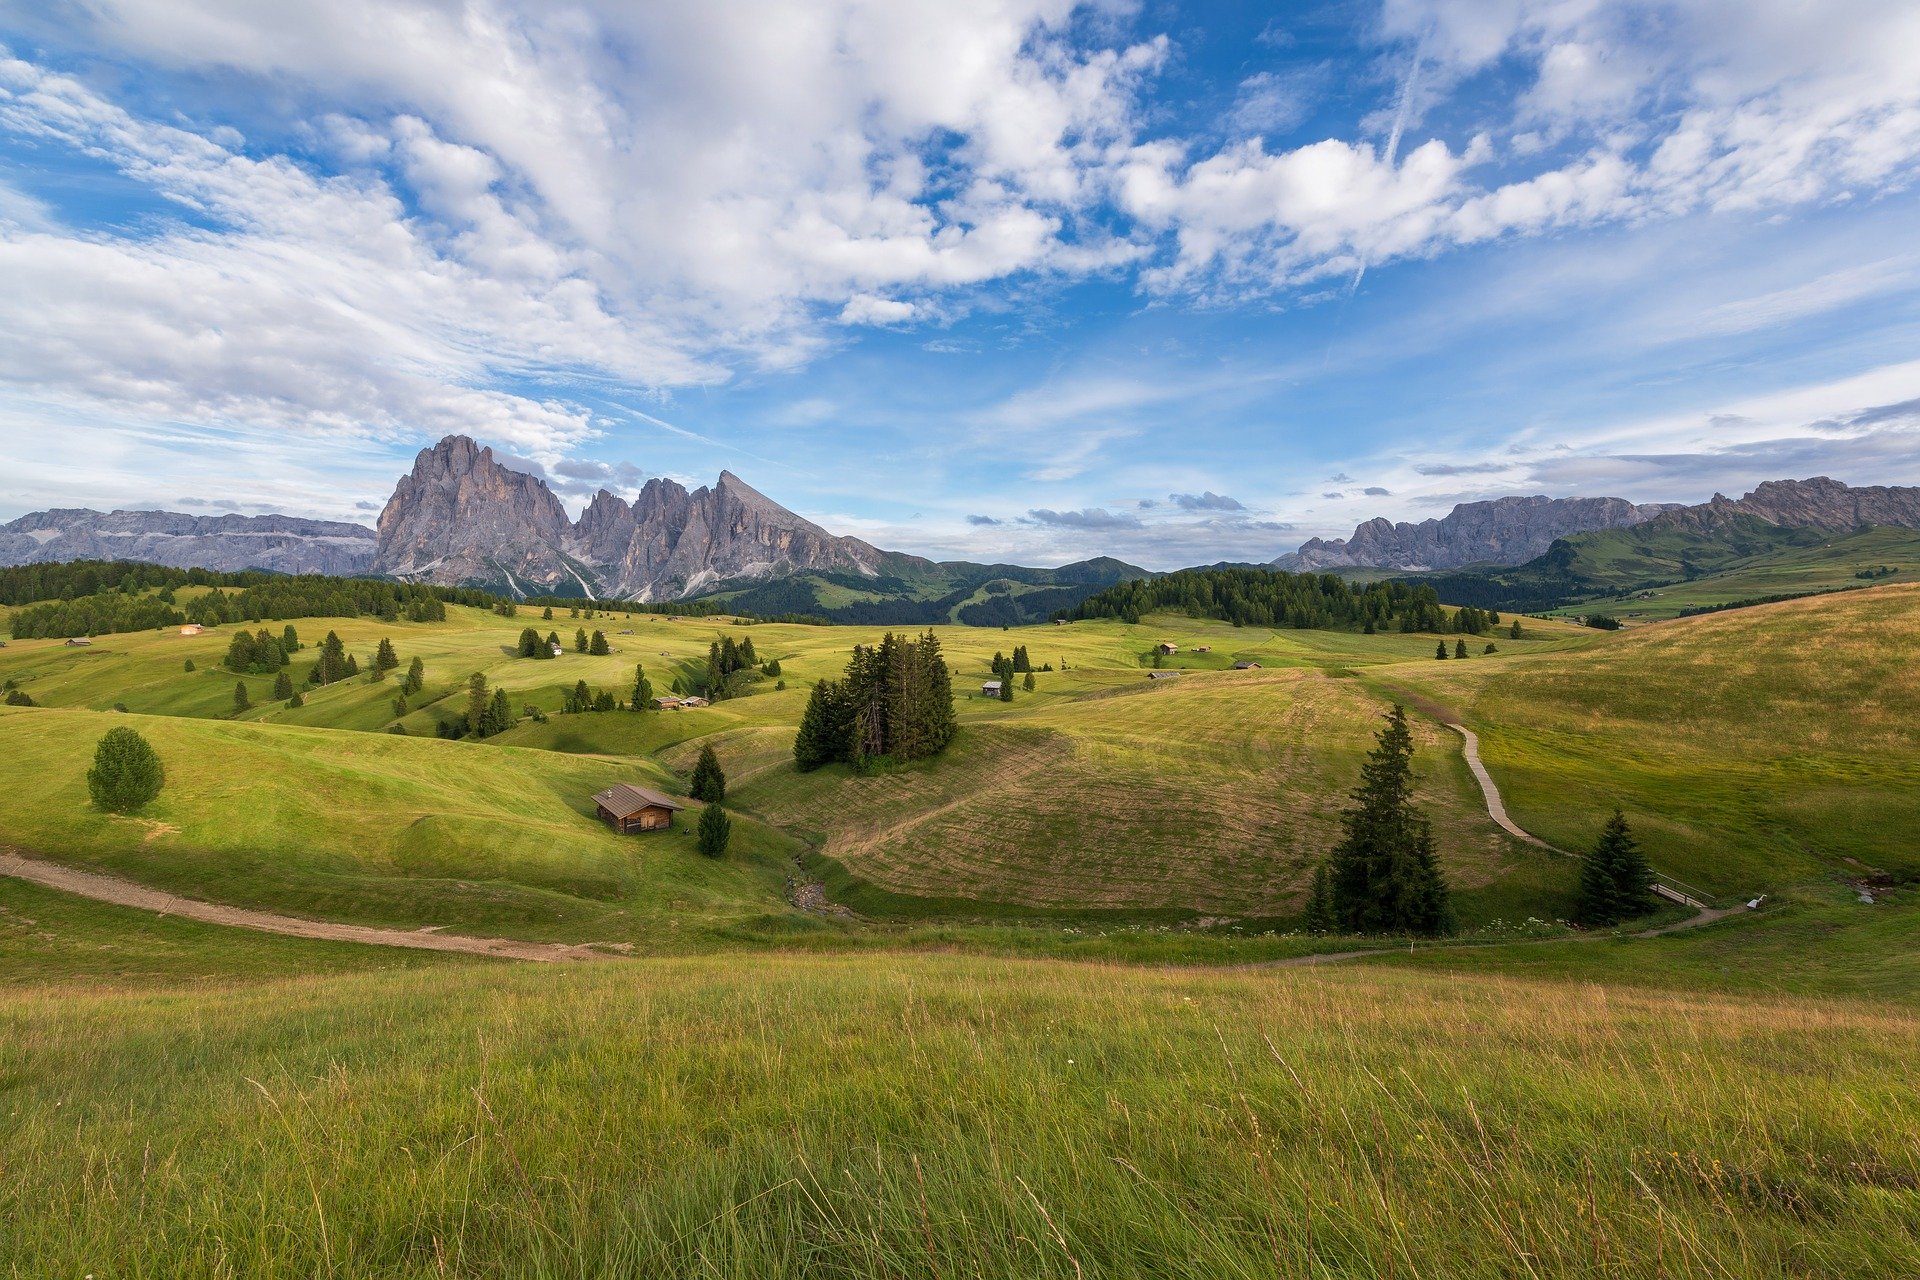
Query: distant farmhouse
1147,670,1178,680
1156,642,1178,655
1234,660,1262,670
65,637,92,647
981,680,1003,696
592,784,685,834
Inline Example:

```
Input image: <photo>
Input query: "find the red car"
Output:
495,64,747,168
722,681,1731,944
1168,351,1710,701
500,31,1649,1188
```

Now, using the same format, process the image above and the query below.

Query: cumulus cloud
1363,486,1392,496
966,513,1003,525
1168,490,1246,512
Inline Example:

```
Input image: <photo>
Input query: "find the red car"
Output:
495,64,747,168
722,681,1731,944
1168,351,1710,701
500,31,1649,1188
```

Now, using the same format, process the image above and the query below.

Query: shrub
86,726,164,812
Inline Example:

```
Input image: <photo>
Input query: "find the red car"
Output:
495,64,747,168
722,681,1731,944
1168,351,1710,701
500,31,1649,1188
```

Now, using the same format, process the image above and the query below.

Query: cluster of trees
458,673,515,738
1435,638,1498,659
225,625,301,675
7,593,185,639
1301,706,1455,938
1064,568,1481,634
561,680,619,713
1449,605,1501,635
702,634,758,700
794,631,957,770
516,628,560,658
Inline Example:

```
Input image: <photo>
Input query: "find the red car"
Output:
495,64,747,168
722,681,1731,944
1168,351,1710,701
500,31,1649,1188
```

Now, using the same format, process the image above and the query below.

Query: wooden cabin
1156,642,1178,655
981,680,1003,696
1147,670,1179,680
1234,660,1262,670
592,783,685,835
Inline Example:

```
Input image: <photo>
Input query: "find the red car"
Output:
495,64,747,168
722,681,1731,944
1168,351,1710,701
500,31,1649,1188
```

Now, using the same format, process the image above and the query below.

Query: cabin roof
593,783,686,818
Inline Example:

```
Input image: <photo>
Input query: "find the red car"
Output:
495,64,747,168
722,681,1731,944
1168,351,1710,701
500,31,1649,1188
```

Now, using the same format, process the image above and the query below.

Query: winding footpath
0,849,609,962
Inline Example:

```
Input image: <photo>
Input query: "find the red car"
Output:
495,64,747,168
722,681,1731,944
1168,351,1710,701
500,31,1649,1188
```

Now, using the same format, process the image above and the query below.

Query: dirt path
1448,723,1554,849
0,850,612,963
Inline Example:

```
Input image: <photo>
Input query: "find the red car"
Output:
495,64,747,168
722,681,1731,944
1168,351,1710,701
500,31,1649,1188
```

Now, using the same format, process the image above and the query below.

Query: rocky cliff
1276,495,1678,572
1694,476,1920,532
0,508,376,575
371,435,916,600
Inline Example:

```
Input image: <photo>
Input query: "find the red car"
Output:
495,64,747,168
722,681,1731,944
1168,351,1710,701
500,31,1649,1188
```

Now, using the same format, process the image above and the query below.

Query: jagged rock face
372,436,576,594
1278,495,1677,571
1723,477,1920,530
371,436,910,600
0,508,376,575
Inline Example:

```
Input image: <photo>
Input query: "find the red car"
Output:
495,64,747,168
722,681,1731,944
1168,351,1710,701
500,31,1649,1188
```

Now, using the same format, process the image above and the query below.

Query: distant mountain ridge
1275,495,1679,572
0,508,376,576
1275,477,1920,572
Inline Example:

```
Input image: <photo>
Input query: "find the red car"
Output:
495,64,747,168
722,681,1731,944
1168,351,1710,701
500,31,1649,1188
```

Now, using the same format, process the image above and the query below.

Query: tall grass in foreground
3,955,1915,1277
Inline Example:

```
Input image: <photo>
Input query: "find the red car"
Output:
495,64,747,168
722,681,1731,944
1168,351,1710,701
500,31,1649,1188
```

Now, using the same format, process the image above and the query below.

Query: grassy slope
1547,525,1920,622
2,953,1914,1278
1378,584,1920,895
0,705,800,945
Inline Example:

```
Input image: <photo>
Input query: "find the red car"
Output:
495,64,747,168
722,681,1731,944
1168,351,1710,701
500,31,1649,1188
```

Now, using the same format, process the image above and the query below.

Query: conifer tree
1325,705,1455,937
631,663,653,710
232,681,251,714
288,691,303,708
546,631,561,654
575,627,588,653
1454,638,1469,659
518,627,541,658
794,679,847,770
1435,641,1448,660
403,656,425,695
183,658,196,672
1303,862,1337,934
273,671,293,700
392,693,408,719
375,637,399,672
86,726,164,813
489,686,512,734
1509,618,1524,640
542,606,554,620
466,673,489,737
1576,810,1655,925
739,636,758,667
697,802,732,858
999,674,1014,701
690,744,726,803
590,629,610,656
282,624,301,653
1023,671,1035,692
571,679,591,714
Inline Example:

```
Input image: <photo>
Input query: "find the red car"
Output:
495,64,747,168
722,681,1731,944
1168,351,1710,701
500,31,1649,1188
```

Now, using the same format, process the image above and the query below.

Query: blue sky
2,0,1918,568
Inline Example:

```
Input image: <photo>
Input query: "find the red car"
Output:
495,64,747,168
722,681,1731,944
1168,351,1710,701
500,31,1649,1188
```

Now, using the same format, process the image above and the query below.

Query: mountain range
5,435,1918,622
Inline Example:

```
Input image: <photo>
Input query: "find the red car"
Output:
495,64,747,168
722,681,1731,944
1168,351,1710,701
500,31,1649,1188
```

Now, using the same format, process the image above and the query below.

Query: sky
1,0,1918,570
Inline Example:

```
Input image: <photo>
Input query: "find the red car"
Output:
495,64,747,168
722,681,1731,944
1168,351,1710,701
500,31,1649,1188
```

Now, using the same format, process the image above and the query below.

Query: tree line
794,631,957,770
1062,567,1500,634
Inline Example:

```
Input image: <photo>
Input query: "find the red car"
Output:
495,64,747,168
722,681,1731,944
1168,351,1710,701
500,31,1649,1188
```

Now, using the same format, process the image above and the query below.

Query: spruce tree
489,686,512,734
793,680,845,770
542,606,554,620
590,630,611,656
697,803,732,858
1325,705,1455,937
392,693,408,719
1578,810,1655,925
632,663,653,710
575,628,588,653
403,656,425,695
1023,671,1035,692
1509,618,1524,640
232,681,251,714
288,691,304,708
86,726,164,813
999,674,1014,701
518,627,541,658
466,673,489,737
1454,638,1468,659
1303,862,1337,934
282,624,300,653
273,671,293,700
183,658,195,672
320,631,348,684
375,637,399,672
690,744,726,803
1435,641,1448,660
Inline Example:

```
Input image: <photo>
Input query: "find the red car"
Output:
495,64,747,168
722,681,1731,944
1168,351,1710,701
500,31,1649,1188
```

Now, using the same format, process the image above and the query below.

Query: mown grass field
2,949,1915,1278
1381,584,1920,896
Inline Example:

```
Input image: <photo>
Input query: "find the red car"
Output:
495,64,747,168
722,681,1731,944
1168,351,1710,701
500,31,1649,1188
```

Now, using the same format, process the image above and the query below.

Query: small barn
1193,645,1212,653
1234,661,1262,670
681,696,710,708
65,637,93,647
593,783,685,834
981,680,1003,696
1156,642,1179,655
653,695,684,710
1147,670,1178,680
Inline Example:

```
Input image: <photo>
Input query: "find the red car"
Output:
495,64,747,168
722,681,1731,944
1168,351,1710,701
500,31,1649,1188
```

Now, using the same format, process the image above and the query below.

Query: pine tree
489,686,512,734
1435,641,1448,660
1577,810,1655,925
232,681,251,714
183,658,195,672
273,671,293,700
542,606,554,621
1023,671,1035,692
575,628,588,653
697,803,732,858
466,673,489,737
765,658,782,678
546,631,561,654
288,691,304,708
739,636,758,667
86,726,164,813
225,630,256,673
1509,618,1524,640
1303,862,1337,934
403,656,425,695
1325,705,1455,937
690,744,726,803
518,627,541,658
1454,638,1468,659
320,631,348,684
392,693,408,719
375,637,399,672
999,673,1014,701
569,679,591,714
282,624,301,653
631,663,653,710
590,630,610,656
1484,643,1497,654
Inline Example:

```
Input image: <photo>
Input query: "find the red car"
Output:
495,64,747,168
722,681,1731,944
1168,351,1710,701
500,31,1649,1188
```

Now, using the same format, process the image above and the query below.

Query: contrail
1347,27,1428,298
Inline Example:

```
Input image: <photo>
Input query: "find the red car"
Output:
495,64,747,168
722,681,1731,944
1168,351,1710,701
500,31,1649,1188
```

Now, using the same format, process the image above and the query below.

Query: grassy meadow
2,950,1915,1278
